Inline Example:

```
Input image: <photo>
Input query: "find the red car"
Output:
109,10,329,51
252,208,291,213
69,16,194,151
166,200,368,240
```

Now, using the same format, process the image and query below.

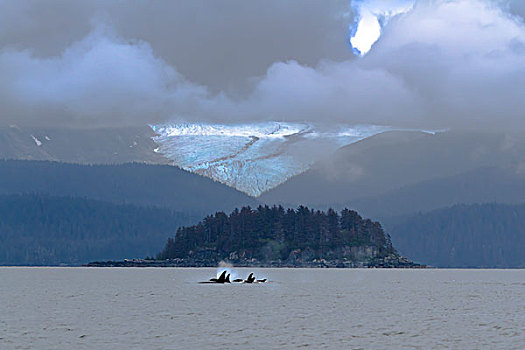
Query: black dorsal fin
217,270,227,283
248,273,255,283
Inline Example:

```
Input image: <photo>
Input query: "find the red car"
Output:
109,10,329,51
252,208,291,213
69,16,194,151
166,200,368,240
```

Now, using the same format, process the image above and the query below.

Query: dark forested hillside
0,160,256,215
0,194,193,265
388,203,525,267
156,205,415,267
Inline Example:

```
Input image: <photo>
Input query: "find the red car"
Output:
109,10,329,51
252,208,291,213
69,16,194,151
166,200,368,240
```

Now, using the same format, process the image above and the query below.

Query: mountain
351,166,525,218
0,160,256,215
387,203,525,268
0,125,168,164
0,194,193,265
1,123,402,197
259,130,525,214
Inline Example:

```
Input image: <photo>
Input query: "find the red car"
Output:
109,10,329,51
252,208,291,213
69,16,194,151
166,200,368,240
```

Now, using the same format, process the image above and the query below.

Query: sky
0,0,524,130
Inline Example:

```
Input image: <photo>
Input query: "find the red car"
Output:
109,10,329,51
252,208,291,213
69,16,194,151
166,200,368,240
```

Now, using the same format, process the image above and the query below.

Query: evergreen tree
157,205,395,262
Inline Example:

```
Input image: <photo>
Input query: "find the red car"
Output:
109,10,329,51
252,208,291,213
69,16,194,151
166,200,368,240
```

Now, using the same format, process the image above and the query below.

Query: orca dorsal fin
217,270,227,283
247,273,255,283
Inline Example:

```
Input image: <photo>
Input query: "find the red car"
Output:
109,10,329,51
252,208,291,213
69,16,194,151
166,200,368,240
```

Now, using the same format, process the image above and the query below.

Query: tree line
157,205,395,261
390,203,525,268
0,194,193,265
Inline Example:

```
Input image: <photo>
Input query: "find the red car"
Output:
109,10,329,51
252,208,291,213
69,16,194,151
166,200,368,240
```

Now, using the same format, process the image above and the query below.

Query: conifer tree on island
156,205,420,267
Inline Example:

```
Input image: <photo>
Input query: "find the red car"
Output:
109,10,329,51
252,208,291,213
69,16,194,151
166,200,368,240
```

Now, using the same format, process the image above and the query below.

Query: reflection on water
0,268,524,349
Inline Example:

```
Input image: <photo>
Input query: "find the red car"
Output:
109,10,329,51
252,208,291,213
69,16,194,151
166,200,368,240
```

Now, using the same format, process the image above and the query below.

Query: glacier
151,122,394,197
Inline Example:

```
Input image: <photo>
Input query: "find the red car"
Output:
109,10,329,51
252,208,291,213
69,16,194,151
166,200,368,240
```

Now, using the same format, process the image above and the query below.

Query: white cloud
364,0,525,128
350,0,415,56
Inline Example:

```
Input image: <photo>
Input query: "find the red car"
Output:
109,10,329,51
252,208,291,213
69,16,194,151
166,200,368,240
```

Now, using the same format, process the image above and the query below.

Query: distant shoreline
83,258,427,269
4,265,525,269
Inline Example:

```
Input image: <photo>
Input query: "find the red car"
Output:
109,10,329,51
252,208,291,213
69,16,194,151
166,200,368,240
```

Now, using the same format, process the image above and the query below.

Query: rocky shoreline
85,254,426,268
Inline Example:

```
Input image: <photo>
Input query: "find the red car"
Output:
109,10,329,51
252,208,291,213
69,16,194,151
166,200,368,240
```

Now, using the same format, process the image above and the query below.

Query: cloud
202,0,525,129
363,0,525,129
507,0,525,20
0,0,524,131
0,25,210,127
350,0,415,56
225,60,420,125
230,0,525,129
0,0,352,92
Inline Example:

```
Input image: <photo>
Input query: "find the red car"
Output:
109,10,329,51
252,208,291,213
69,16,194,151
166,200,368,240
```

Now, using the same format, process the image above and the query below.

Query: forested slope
0,194,193,265
388,203,525,267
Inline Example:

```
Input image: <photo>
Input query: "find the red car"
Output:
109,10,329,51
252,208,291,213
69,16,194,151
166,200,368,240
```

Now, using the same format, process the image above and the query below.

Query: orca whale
200,271,266,284
231,272,267,283
231,272,254,283
199,270,231,284
245,272,256,283
214,270,227,283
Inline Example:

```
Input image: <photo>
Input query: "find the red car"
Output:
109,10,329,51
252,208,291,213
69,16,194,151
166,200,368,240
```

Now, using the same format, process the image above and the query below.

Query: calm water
1,268,524,349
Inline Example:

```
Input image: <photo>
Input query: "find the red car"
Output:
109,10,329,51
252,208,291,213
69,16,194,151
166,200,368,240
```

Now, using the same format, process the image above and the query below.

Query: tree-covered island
89,205,423,268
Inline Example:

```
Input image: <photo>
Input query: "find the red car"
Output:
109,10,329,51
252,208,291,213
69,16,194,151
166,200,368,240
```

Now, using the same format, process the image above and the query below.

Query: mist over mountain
0,125,167,164
351,166,525,219
259,130,525,216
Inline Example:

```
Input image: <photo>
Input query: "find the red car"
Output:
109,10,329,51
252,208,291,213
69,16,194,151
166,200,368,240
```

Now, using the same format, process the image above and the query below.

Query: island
87,205,424,268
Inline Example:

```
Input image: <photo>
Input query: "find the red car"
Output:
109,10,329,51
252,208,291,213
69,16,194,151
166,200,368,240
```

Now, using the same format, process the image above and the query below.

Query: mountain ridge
0,125,168,165
259,130,525,214
0,159,257,214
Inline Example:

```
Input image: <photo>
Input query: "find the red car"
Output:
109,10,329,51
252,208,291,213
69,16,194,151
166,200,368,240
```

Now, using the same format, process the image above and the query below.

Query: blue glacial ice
151,122,392,197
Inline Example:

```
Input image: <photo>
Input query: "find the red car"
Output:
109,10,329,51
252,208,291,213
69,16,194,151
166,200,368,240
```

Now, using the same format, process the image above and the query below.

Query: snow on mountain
151,122,393,197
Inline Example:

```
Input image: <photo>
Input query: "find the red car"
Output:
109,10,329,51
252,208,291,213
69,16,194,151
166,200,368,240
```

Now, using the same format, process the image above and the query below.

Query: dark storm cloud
0,0,353,127
507,0,525,19
0,0,524,130
0,0,352,92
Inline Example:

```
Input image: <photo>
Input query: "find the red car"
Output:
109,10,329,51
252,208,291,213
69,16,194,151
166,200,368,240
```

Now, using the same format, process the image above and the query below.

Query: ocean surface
1,268,524,349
